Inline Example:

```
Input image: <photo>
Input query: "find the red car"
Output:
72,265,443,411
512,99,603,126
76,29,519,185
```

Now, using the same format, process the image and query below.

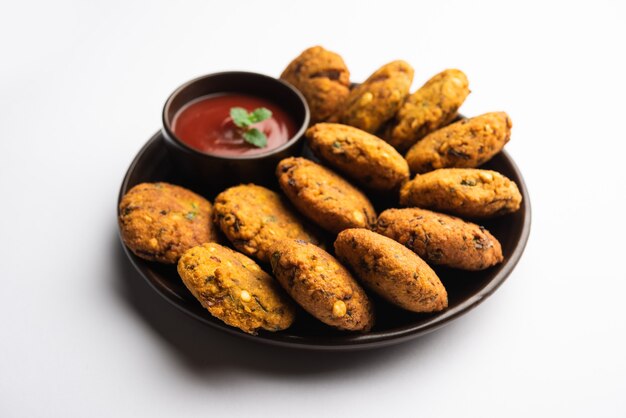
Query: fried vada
178,243,296,334
306,123,409,191
276,157,376,234
270,239,374,331
119,182,217,263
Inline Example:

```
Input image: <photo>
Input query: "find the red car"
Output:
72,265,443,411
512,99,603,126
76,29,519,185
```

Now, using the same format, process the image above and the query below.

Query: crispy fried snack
306,123,409,191
213,184,320,263
276,157,376,234
280,46,351,123
178,243,296,334
405,112,511,174
400,168,522,218
376,208,503,270
118,182,217,263
333,60,414,133
335,229,447,313
386,69,469,152
270,239,374,331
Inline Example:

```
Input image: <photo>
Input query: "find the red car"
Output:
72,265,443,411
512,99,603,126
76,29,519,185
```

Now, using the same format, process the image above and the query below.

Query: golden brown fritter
386,69,470,152
306,123,409,191
119,182,217,263
332,60,414,133
178,243,296,335
334,229,447,313
213,184,320,263
405,112,512,174
276,157,376,234
376,208,503,271
269,239,374,331
400,168,522,218
280,46,351,123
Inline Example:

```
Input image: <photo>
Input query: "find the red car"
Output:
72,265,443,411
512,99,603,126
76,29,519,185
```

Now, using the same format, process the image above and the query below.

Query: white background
1,1,625,417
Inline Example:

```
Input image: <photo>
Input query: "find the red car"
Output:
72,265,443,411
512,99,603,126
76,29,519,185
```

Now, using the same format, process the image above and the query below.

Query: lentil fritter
269,239,374,331
280,46,351,123
332,60,414,133
405,112,511,174
306,123,409,191
386,69,470,152
276,157,376,234
400,168,522,218
178,243,296,334
213,184,320,263
119,182,217,263
334,229,447,313
376,208,503,270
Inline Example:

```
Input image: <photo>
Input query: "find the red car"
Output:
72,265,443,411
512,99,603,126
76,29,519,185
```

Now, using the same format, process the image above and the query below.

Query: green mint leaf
249,107,272,124
230,107,251,128
243,128,267,148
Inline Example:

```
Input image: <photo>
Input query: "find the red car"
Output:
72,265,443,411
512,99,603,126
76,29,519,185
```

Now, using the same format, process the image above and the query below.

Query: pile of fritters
118,46,522,336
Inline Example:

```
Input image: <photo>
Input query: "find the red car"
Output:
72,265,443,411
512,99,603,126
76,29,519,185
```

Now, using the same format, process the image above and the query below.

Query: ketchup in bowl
171,93,297,156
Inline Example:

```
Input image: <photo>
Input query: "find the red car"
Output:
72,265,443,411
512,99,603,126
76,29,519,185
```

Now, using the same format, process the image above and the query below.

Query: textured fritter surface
405,112,512,174
269,239,374,331
306,123,409,191
376,208,503,270
333,60,414,133
334,229,447,313
119,182,217,263
276,157,376,234
213,184,320,263
280,46,351,123
400,168,522,218
177,243,296,335
386,69,470,152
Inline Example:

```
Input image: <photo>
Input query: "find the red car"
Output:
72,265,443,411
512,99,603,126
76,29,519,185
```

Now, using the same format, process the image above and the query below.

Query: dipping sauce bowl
162,71,310,193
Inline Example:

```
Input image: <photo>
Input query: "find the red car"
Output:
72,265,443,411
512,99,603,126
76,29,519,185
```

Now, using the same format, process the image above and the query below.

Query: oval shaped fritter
178,243,296,335
405,112,512,174
213,184,320,263
306,123,409,191
399,168,522,218
118,182,217,263
333,60,414,133
269,239,374,331
280,46,351,123
386,69,470,152
376,208,503,270
276,157,377,234
334,229,447,313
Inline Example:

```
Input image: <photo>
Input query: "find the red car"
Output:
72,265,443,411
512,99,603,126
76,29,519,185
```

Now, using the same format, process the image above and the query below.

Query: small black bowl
162,71,310,194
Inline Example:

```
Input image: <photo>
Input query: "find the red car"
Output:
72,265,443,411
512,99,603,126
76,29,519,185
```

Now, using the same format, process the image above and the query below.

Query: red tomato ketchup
171,94,297,156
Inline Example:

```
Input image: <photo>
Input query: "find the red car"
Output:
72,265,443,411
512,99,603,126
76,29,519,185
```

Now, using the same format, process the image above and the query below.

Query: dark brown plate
118,131,531,350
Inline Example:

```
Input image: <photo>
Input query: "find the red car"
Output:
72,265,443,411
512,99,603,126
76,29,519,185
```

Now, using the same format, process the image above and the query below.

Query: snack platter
117,47,531,350
118,134,529,350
